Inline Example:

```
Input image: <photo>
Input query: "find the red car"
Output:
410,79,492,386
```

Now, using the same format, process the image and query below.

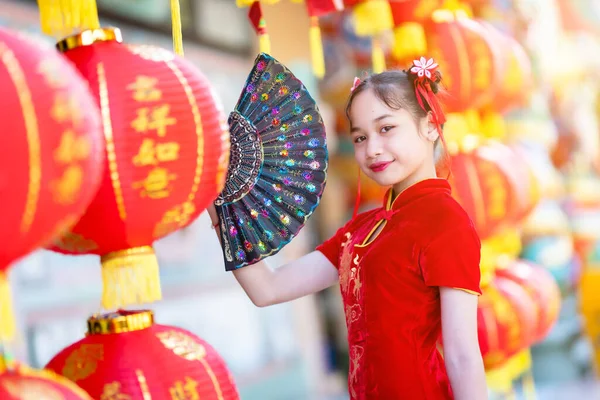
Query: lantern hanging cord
171,0,184,56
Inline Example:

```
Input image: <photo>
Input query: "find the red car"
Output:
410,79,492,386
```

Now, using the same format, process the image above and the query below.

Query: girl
208,58,487,400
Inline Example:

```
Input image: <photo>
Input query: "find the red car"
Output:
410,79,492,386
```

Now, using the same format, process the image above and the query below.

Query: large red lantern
48,28,230,309
0,362,92,399
422,14,501,112
46,310,239,400
449,144,513,239
0,27,103,340
496,260,561,343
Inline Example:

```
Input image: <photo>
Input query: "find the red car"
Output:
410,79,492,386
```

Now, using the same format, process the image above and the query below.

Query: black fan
215,53,328,271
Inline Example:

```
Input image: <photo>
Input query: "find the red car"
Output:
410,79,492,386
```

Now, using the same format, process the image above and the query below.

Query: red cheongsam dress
317,178,482,399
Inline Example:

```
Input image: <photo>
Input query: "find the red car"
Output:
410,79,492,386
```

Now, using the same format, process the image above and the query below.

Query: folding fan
215,53,328,271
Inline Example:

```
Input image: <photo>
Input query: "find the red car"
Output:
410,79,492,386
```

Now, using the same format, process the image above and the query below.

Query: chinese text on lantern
128,76,180,199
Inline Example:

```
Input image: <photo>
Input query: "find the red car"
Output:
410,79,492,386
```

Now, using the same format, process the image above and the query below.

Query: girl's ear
424,112,440,142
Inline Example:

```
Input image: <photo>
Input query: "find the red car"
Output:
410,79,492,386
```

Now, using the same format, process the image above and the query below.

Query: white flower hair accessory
410,57,439,80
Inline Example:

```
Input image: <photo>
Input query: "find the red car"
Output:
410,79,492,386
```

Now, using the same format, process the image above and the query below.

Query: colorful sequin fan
215,53,328,270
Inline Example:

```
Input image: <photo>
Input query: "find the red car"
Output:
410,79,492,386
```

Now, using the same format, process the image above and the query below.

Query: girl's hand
207,204,219,227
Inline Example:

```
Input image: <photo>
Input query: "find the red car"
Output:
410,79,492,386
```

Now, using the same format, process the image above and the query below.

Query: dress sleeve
418,223,482,295
316,225,347,270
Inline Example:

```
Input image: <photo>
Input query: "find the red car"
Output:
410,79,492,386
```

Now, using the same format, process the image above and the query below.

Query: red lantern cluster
46,310,239,400
0,363,91,399
48,28,230,309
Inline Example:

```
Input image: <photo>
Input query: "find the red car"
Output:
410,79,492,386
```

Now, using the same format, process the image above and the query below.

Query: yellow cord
171,0,184,56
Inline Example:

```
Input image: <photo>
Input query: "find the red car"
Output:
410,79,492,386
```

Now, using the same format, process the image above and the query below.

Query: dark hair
345,69,443,126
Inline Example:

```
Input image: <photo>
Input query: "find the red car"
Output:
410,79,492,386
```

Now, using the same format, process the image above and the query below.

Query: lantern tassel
352,0,393,37
392,22,427,62
37,0,100,39
248,1,271,55
371,37,386,73
258,32,271,55
100,246,162,309
309,16,325,78
0,272,16,343
170,0,184,56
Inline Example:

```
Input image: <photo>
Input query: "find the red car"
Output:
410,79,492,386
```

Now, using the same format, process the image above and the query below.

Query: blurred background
1,0,600,399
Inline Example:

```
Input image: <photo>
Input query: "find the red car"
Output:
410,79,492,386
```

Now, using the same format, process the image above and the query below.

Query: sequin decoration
215,53,328,271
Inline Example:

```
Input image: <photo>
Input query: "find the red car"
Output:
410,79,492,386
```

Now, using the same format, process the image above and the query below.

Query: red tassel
248,1,266,35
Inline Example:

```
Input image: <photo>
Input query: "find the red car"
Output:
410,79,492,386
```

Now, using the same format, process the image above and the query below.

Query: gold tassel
258,32,271,55
480,111,507,140
37,0,100,39
371,37,386,73
309,16,325,78
352,0,393,37
392,22,427,62
100,246,162,310
170,0,184,56
0,271,16,343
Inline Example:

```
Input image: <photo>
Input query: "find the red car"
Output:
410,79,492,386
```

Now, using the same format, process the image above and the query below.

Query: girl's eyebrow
350,114,394,133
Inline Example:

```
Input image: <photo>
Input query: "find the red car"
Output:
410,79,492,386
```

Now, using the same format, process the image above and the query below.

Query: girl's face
349,88,438,191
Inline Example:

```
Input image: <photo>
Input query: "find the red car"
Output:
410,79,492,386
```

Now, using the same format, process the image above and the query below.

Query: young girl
208,58,487,400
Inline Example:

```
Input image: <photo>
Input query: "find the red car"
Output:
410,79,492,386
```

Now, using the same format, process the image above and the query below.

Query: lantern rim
87,309,154,335
56,27,123,53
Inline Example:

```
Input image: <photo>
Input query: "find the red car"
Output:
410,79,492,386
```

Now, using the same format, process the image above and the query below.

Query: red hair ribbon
409,57,446,134
350,76,361,92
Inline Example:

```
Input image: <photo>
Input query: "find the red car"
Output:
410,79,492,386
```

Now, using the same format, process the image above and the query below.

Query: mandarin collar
383,179,451,211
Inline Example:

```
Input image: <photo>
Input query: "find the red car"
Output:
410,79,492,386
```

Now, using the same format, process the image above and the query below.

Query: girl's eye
381,125,394,133
353,136,366,144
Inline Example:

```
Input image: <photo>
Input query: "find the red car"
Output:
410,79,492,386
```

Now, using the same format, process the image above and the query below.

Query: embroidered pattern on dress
339,232,353,293
349,345,365,399
338,231,366,399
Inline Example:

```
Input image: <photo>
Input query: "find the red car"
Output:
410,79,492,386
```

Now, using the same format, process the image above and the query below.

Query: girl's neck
392,164,438,196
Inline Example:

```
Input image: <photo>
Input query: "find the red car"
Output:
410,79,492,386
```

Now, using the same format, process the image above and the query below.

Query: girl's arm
207,205,339,307
440,287,488,400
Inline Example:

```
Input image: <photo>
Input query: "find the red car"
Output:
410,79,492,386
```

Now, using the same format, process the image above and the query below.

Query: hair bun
430,70,442,94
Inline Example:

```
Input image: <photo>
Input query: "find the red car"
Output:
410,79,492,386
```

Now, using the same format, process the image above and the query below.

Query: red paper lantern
496,260,561,343
46,310,239,400
476,142,541,225
422,15,501,112
0,363,91,399
48,28,230,309
482,27,532,113
449,145,513,239
477,284,521,369
494,274,538,351
0,26,103,339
